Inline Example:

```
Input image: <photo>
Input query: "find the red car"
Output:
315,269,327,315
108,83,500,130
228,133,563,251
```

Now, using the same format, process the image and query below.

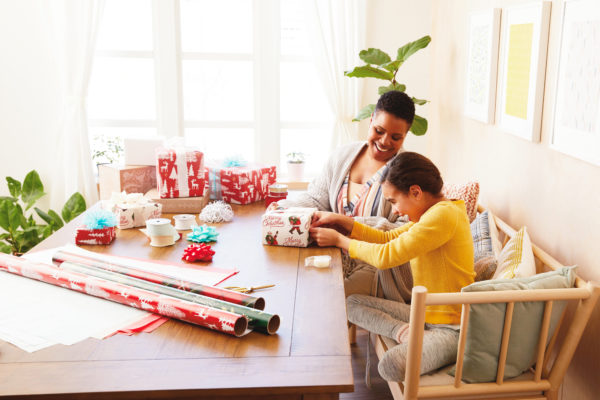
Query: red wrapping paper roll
52,250,265,310
0,254,247,337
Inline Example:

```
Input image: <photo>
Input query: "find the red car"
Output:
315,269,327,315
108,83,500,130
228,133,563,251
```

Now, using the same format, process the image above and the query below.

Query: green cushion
449,266,577,383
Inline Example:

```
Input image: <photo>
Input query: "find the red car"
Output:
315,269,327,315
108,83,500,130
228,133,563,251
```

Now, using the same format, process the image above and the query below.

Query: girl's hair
384,152,443,195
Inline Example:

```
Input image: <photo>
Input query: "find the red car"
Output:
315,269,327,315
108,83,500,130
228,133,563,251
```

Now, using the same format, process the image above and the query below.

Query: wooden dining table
0,201,353,399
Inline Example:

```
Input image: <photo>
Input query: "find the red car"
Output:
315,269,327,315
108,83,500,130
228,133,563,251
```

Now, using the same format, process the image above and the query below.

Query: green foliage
0,171,87,255
344,35,432,135
91,134,124,165
286,152,305,164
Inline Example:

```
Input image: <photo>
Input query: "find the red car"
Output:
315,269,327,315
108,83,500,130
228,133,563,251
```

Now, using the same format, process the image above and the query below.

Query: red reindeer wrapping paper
156,147,205,199
208,164,276,204
261,207,316,247
0,254,248,337
75,226,116,245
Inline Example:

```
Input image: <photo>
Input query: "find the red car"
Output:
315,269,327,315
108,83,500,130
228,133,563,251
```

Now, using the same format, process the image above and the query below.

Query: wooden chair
366,205,600,400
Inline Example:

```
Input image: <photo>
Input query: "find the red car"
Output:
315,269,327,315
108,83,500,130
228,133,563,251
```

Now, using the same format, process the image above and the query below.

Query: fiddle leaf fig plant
345,35,431,136
0,170,86,255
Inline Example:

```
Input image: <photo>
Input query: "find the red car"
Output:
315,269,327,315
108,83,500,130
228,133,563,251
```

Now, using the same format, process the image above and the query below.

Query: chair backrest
402,205,600,400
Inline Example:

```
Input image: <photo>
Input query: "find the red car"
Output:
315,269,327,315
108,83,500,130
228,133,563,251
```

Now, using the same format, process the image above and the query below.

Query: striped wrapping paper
0,254,248,337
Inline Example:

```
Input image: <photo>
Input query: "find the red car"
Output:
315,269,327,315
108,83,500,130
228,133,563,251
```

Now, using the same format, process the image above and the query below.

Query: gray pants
347,294,459,382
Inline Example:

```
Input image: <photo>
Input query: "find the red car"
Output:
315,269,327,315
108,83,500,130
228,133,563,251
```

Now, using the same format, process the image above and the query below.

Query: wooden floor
342,328,394,400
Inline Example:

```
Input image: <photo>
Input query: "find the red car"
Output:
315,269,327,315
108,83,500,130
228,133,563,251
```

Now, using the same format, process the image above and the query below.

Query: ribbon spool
146,218,178,247
173,214,197,230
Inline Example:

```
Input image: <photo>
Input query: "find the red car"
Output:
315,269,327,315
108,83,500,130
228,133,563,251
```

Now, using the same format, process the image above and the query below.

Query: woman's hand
309,227,350,250
311,211,354,235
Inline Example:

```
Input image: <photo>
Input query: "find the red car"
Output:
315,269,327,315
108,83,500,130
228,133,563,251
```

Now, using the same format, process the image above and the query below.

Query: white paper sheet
0,245,235,352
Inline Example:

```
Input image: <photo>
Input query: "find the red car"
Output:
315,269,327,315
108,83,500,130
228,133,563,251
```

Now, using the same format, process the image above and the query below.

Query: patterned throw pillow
443,182,480,223
471,210,502,281
492,227,536,279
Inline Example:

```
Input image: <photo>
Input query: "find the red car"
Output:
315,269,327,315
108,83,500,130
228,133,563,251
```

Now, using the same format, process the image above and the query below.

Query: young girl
309,151,475,381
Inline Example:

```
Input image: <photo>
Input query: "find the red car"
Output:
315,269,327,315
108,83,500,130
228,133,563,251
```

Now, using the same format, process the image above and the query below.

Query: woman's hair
374,91,415,124
384,152,443,195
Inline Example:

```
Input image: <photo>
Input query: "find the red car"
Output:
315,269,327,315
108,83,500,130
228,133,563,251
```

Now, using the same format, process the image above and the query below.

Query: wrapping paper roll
60,261,279,335
52,250,265,310
0,254,248,337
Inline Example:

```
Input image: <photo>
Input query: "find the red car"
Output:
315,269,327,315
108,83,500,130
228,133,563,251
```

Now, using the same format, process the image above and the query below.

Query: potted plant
286,152,305,182
91,134,124,171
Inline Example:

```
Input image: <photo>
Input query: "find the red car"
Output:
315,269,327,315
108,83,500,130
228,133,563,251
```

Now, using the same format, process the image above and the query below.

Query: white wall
360,0,433,155
0,0,62,211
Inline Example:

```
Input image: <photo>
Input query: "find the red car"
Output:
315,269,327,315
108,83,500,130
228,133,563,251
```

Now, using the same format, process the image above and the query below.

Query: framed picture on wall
464,8,501,124
496,1,551,142
552,0,600,166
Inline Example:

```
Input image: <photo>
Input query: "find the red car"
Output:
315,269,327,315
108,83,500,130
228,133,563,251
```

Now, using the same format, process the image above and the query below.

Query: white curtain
47,0,104,210
304,0,367,149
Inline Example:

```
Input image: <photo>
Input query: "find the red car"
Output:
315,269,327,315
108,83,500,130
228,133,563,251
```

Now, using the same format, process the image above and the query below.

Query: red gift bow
182,243,215,262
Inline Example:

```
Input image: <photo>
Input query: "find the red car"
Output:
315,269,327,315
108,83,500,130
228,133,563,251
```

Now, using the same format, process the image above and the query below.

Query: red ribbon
182,243,215,262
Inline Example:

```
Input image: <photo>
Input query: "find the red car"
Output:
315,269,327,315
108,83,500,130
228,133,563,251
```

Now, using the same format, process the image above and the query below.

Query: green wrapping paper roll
59,262,280,335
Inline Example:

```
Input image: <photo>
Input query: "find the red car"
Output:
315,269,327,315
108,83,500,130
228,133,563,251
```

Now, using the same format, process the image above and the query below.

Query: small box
75,226,116,245
102,193,163,229
207,163,276,204
145,188,210,214
261,207,316,247
124,137,165,166
98,165,157,200
156,147,205,198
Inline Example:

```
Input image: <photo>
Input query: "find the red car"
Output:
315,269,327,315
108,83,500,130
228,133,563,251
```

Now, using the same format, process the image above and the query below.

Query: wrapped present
156,147,205,199
98,164,157,200
75,210,118,245
145,187,210,214
261,207,316,247
208,161,276,204
103,192,162,229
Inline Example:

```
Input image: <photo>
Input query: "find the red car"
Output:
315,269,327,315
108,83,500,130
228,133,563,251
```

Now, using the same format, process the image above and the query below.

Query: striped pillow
492,227,535,279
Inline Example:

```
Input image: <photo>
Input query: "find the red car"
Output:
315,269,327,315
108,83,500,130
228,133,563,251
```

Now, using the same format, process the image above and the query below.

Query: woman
277,90,415,302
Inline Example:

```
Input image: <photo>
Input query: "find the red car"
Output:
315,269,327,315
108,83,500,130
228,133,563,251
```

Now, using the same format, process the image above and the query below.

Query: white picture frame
551,0,600,166
464,9,501,124
497,1,551,142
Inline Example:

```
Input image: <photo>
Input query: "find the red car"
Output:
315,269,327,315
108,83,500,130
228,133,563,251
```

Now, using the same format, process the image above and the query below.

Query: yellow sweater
348,200,475,324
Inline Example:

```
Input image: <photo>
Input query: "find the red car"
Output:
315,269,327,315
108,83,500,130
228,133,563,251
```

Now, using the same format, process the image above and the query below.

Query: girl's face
367,111,410,163
382,181,422,222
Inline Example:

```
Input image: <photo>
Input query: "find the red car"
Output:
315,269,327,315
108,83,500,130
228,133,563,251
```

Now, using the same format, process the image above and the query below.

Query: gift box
156,147,205,199
261,207,316,247
98,164,157,200
124,136,165,166
145,187,210,214
103,192,162,229
75,226,116,245
208,163,276,205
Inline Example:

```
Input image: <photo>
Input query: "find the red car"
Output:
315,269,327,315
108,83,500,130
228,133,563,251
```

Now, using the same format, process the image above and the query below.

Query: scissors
223,284,275,294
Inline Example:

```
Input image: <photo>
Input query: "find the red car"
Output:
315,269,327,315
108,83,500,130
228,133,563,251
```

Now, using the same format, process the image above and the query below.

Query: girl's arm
349,206,458,269
349,220,413,244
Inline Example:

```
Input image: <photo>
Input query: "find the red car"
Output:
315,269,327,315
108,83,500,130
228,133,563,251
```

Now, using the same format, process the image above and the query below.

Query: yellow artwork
505,23,534,119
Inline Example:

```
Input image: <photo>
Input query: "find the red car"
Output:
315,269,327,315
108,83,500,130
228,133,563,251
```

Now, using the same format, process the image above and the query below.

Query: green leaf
0,196,17,202
9,203,23,231
344,66,394,81
396,35,431,63
381,60,402,72
352,104,376,122
0,200,9,232
42,225,54,239
410,114,428,136
378,83,407,96
0,242,11,254
6,177,21,198
48,210,64,229
359,48,391,65
0,233,10,240
61,192,86,223
21,170,45,210
412,97,429,106
35,207,54,225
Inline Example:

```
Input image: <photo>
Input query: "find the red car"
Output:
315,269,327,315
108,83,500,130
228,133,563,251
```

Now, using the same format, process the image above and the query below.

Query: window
88,0,333,177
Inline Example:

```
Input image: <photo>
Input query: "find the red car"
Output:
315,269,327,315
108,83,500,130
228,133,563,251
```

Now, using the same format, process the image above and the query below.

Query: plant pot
287,162,305,182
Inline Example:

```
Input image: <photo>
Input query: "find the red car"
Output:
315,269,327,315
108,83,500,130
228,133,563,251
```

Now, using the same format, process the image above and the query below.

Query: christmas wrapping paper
52,250,265,310
59,261,279,334
207,163,276,204
261,207,316,247
103,192,162,229
75,226,116,245
0,253,248,337
156,147,205,199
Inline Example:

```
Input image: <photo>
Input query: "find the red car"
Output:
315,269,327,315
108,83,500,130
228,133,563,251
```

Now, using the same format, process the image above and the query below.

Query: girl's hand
309,227,350,250
311,211,354,234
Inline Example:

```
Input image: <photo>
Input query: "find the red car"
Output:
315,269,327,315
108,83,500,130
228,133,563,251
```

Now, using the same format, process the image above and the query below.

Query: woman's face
367,110,410,162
